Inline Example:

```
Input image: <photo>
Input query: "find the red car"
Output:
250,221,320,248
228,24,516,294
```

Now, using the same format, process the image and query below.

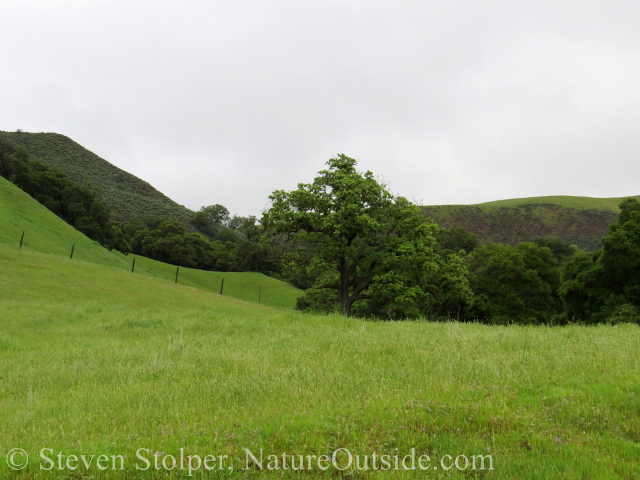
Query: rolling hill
423,194,640,251
3,130,636,251
1,206,638,479
0,131,193,223
0,175,301,309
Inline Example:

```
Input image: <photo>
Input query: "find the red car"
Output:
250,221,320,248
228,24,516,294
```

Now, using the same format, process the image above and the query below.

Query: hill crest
0,131,193,223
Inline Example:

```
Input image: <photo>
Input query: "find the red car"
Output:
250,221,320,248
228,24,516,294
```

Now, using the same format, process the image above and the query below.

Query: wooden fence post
175,267,179,284
259,287,262,303
131,257,136,273
19,231,24,249
70,243,75,259
220,278,224,295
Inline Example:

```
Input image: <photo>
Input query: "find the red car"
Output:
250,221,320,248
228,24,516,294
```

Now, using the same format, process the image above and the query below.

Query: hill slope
0,131,193,223
0,176,301,308
1,237,639,478
424,194,640,251
475,194,640,211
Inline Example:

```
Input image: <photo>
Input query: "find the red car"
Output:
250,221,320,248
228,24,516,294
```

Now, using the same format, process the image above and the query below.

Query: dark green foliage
234,238,285,277
123,215,170,241
200,204,230,225
131,220,237,271
560,198,640,324
533,237,577,265
190,211,213,229
0,137,127,253
296,289,339,314
109,222,131,255
0,137,29,179
559,251,610,323
436,227,478,255
123,213,286,276
190,211,218,237
228,215,258,236
605,303,640,325
15,162,115,249
212,229,241,244
0,131,193,223
465,242,562,324
601,198,640,302
263,155,472,318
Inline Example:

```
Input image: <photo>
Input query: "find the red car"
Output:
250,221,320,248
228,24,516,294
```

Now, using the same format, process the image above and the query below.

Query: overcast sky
1,1,639,216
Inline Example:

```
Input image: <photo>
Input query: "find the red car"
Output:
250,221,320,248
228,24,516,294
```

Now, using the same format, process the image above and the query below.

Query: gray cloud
2,0,639,216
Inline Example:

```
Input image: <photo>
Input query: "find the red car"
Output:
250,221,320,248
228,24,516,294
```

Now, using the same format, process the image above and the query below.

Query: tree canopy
560,198,640,324
263,154,471,317
131,220,237,271
200,204,230,225
465,242,562,324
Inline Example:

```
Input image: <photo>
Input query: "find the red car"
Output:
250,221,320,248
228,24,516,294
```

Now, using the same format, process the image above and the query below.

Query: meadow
0,177,300,310
1,171,639,479
0,243,639,479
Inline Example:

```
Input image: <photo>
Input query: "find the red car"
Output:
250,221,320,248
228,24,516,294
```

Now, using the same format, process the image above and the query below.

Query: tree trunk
340,293,351,317
339,257,351,317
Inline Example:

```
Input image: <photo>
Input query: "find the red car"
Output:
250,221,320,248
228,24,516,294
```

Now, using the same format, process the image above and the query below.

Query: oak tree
263,155,471,317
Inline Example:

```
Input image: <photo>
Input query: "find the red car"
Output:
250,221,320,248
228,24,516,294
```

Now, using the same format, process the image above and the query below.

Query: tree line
0,135,284,274
3,136,638,325
263,155,640,325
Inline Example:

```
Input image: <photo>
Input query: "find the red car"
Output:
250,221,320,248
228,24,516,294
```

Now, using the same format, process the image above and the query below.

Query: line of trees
262,155,640,325
5,134,638,325
1,136,285,274
117,209,284,273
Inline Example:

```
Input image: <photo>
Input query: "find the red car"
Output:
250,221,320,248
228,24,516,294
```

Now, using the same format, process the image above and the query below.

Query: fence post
259,287,261,303
19,231,24,249
70,243,75,259
175,267,179,284
131,257,136,273
220,278,224,295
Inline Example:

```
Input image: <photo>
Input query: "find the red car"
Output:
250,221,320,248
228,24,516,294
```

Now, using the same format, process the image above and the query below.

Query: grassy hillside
0,176,300,309
1,243,639,479
476,194,640,212
0,131,193,223
423,194,640,251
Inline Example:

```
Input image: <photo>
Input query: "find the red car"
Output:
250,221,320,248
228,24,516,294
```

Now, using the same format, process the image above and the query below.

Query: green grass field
0,176,301,309
0,244,639,479
1,174,639,479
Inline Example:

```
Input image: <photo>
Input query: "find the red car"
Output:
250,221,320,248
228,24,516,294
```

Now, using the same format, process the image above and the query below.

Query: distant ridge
0,131,193,223
472,194,640,212
423,193,640,251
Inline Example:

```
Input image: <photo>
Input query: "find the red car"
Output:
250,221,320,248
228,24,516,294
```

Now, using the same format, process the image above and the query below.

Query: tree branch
350,294,372,302
313,283,339,290
350,278,372,299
